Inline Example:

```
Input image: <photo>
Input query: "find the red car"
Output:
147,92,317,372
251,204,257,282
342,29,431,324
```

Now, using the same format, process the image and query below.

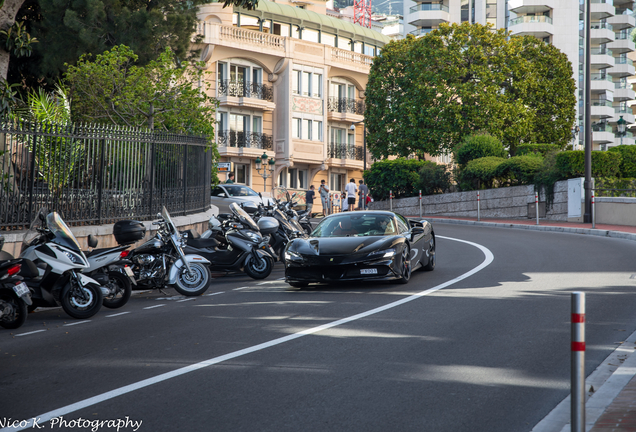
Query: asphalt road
3,223,636,432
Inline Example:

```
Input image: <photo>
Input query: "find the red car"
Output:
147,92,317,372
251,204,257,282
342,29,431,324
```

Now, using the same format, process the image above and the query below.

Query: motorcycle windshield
161,206,177,235
22,208,49,252
46,212,83,253
230,202,259,231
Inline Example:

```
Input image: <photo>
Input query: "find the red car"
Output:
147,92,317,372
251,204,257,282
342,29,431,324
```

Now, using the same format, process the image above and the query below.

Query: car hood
289,236,398,257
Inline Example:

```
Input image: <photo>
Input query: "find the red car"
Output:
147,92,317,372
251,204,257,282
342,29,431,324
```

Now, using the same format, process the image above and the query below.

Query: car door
397,214,426,266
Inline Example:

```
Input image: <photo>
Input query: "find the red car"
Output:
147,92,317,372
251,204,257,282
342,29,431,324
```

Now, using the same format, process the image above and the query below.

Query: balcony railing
615,106,631,113
616,57,634,65
409,3,449,13
217,80,274,102
409,28,434,36
591,22,613,30
328,143,364,160
328,97,365,115
509,15,553,25
218,130,273,150
589,73,613,81
592,122,613,132
592,100,614,108
590,47,613,55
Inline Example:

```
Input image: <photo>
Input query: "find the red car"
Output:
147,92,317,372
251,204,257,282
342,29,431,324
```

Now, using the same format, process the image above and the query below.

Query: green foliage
455,133,507,168
607,145,636,178
65,45,218,137
0,20,37,58
495,155,544,186
416,162,452,196
12,0,208,87
595,177,636,197
516,143,561,157
555,150,621,179
364,158,429,199
533,151,562,207
458,157,507,190
224,0,260,10
365,23,575,159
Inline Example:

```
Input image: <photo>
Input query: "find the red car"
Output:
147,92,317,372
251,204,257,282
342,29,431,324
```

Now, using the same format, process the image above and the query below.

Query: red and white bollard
571,292,586,432
419,190,422,218
535,192,539,225
390,190,393,212
477,191,480,222
592,189,596,229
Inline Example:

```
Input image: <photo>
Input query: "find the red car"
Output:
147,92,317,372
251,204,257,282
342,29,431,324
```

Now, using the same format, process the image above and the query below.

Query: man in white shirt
344,178,357,211
319,179,330,216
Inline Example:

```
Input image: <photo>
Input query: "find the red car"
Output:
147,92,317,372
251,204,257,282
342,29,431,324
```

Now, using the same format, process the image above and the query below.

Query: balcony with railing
591,22,615,43
614,80,636,100
591,0,615,20
610,57,636,76
509,15,554,38
408,3,450,27
590,47,615,68
327,143,364,162
327,97,365,122
409,28,434,37
592,122,615,143
217,130,274,157
217,80,275,111
591,99,616,118
608,31,636,53
590,73,615,92
608,8,636,30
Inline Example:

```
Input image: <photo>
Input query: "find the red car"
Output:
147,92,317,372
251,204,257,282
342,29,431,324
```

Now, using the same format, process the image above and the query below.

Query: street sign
217,162,233,172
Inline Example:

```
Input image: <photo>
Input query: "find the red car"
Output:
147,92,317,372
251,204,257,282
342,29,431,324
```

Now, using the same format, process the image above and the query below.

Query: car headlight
367,248,396,259
63,251,84,264
284,250,304,262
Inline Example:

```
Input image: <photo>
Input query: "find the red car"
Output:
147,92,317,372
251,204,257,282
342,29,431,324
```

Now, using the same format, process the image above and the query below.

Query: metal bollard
592,189,595,229
477,191,480,222
571,292,586,432
419,190,422,218
535,192,539,225
390,190,393,212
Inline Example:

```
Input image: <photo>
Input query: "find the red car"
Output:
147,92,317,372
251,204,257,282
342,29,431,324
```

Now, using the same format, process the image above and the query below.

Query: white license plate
13,282,29,297
360,268,378,275
124,267,135,277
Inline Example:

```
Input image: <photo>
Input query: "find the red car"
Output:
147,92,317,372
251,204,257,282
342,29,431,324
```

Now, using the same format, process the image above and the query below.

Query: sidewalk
417,215,636,432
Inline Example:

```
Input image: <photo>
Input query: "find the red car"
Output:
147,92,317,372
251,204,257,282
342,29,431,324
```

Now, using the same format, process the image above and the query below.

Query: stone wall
368,180,569,221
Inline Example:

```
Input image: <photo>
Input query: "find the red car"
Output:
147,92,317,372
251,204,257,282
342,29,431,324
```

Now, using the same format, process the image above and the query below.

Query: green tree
455,133,507,168
65,45,218,137
365,22,575,160
11,0,208,87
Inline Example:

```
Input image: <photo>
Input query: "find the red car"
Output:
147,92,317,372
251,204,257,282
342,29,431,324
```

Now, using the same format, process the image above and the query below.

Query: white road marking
106,312,130,318
233,287,250,291
62,321,91,327
4,235,493,432
14,329,47,337
177,298,195,303
143,305,165,310
205,292,224,296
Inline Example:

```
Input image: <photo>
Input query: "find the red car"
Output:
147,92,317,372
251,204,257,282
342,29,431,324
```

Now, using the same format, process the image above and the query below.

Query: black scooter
0,235,37,329
182,203,277,280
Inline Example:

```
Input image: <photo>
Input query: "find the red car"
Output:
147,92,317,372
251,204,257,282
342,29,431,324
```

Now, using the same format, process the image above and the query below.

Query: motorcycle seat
187,237,220,249
86,247,120,258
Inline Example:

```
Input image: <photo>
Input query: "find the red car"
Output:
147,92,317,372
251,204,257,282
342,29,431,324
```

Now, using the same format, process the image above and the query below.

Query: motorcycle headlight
246,232,261,242
63,251,84,264
367,248,396,259
284,250,304,262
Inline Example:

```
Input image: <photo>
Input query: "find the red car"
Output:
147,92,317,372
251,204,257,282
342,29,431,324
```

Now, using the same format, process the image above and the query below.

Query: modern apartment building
404,0,636,150
197,1,390,205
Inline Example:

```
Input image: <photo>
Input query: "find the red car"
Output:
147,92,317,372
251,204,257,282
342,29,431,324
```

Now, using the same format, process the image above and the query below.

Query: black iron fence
327,97,365,115
595,188,636,198
328,143,364,160
217,80,274,101
217,130,273,150
0,119,211,230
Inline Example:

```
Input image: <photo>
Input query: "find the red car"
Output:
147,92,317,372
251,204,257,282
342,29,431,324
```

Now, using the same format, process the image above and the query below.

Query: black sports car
284,210,435,287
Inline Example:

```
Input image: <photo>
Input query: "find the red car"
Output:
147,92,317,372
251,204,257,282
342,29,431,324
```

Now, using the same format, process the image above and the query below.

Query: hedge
365,158,431,199
459,157,507,190
495,155,544,186
455,133,507,167
516,144,560,157
607,145,636,178
555,150,621,178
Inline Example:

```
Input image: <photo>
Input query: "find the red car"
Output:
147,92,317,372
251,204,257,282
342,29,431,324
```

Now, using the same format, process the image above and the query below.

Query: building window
293,118,301,138
315,120,323,141
313,74,322,98
294,71,322,98
288,169,307,189
293,70,301,95
331,173,345,192
235,164,248,184
302,72,311,96
303,119,312,140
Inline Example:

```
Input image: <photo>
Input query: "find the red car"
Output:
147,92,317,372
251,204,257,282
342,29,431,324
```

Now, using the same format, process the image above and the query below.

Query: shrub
455,133,507,168
364,158,428,199
495,155,544,186
595,177,636,197
555,150,621,178
516,144,560,157
416,163,452,195
607,145,636,178
458,156,507,190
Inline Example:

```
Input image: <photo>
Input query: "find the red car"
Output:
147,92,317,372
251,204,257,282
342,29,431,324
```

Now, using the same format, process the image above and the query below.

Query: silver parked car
210,184,274,214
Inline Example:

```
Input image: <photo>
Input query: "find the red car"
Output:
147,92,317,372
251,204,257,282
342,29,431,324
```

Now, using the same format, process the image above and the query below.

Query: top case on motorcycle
184,229,220,249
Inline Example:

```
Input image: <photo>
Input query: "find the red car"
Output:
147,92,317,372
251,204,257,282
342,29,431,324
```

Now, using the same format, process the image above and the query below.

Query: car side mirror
410,226,425,241
217,193,226,198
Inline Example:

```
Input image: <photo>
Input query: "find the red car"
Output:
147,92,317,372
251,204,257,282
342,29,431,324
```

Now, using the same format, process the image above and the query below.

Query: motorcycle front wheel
244,254,273,280
61,281,103,319
0,290,27,329
173,263,211,296
102,271,132,309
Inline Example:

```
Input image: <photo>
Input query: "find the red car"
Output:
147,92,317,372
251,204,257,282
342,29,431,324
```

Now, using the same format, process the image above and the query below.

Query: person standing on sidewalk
306,185,315,216
225,172,235,184
319,180,330,216
358,179,368,210
345,178,357,211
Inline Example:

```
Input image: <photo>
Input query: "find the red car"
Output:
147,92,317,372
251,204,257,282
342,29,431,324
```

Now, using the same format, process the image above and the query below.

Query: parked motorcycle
0,235,36,329
182,202,278,280
123,207,213,296
83,234,134,309
19,209,106,319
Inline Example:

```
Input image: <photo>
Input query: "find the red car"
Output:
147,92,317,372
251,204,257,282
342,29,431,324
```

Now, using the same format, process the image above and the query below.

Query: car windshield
224,185,258,197
311,214,398,238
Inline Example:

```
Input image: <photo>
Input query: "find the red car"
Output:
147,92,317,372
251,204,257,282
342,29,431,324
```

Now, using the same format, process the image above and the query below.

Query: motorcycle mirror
157,213,162,218
87,234,98,248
